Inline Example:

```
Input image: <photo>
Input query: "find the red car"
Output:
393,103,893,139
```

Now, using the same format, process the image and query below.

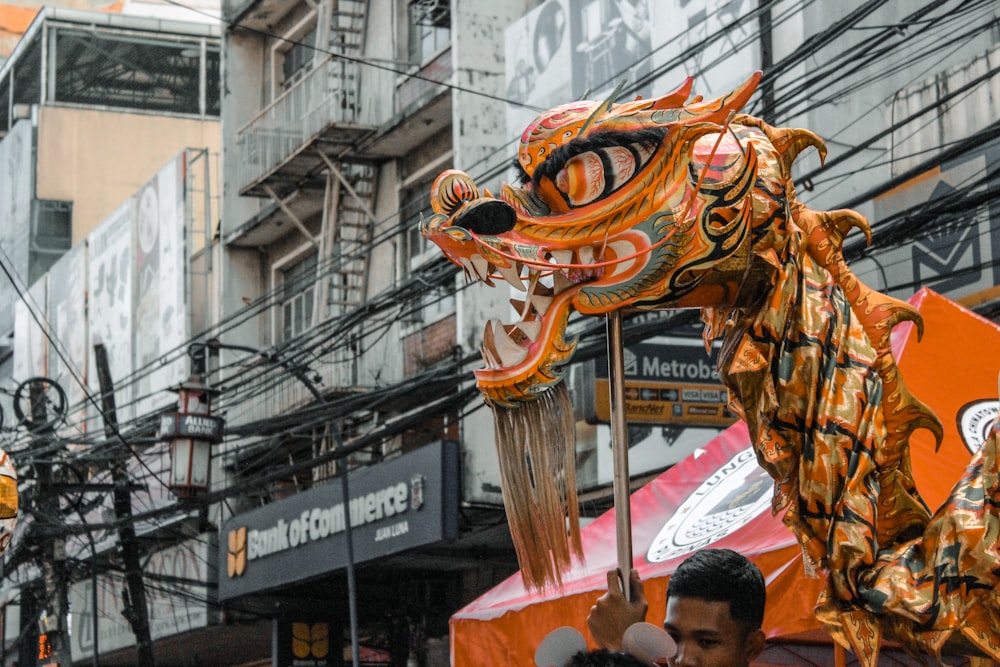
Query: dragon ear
535,627,587,667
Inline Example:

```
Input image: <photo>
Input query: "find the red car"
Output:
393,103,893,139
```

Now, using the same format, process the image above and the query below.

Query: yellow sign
593,378,737,427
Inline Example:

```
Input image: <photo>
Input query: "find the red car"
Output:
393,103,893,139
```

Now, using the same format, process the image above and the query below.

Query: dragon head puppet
422,73,784,589
425,73,770,408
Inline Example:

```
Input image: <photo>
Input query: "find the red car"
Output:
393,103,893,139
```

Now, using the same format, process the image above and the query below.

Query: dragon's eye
554,146,638,206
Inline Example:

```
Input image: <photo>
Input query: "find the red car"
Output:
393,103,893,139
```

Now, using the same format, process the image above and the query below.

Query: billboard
504,0,653,144
69,537,216,662
13,278,48,383
504,0,759,148
82,149,191,428
47,242,88,439
0,121,34,336
88,198,135,426
218,441,460,601
648,0,760,101
133,155,188,417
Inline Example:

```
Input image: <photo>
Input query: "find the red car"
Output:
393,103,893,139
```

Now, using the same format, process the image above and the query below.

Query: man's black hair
567,649,648,667
666,548,766,632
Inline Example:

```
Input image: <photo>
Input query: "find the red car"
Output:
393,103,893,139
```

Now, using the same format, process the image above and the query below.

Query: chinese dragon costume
420,73,1000,665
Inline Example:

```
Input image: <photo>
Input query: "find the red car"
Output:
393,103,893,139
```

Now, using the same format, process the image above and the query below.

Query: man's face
663,597,764,667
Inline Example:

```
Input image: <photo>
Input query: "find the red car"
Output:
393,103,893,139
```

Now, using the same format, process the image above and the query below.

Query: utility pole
30,381,72,667
94,344,155,666
757,0,775,120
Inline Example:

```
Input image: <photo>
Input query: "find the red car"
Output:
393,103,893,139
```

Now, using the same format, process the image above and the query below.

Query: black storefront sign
219,440,460,600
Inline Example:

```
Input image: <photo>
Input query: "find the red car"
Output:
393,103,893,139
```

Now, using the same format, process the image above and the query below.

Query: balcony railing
235,55,395,195
221,339,361,428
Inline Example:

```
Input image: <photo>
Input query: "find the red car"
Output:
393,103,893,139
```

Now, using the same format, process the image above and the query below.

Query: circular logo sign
647,447,772,563
956,399,999,454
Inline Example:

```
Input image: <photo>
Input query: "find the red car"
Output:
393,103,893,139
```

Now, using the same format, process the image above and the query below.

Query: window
280,253,317,342
408,0,450,64
399,184,454,325
30,200,72,283
400,185,434,268
281,23,318,90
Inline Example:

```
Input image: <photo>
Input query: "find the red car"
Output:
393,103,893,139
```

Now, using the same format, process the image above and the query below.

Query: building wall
445,0,534,506
36,106,220,244
778,1,1000,217
216,19,268,386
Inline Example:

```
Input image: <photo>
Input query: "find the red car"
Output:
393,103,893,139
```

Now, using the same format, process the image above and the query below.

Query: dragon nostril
454,199,517,235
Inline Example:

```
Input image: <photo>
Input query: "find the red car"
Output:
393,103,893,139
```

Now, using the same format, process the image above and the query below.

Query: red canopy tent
450,289,1000,666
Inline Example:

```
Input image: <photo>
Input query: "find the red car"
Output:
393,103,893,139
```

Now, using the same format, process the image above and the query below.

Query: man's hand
587,568,648,651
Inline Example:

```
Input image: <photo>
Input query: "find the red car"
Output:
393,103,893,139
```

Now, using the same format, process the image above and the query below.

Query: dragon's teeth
510,298,533,320
529,292,553,315
496,262,524,291
458,257,474,282
517,320,541,342
470,254,491,282
493,321,529,366
552,271,573,294
578,245,595,265
481,320,500,367
549,249,572,266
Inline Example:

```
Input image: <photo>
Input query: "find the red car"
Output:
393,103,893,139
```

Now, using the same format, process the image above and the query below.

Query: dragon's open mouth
430,174,667,407
453,238,596,407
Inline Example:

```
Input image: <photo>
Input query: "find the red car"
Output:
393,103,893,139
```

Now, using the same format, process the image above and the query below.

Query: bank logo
647,447,772,563
227,526,247,578
292,622,329,659
957,399,999,454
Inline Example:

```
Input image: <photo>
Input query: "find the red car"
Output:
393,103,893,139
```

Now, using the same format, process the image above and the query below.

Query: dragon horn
648,76,695,110
738,115,828,177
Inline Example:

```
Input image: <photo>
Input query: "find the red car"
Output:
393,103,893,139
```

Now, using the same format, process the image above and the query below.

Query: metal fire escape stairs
313,0,376,319
294,1,378,475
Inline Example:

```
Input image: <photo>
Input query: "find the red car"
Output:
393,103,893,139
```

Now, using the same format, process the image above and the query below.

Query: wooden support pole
606,311,633,597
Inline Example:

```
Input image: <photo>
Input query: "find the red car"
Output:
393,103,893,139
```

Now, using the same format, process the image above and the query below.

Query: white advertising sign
69,537,216,662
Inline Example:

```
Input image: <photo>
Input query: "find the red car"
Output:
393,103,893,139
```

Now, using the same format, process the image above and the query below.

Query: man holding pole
587,549,767,667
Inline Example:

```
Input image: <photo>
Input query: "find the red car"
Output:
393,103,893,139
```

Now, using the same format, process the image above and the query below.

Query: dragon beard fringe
492,382,583,590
